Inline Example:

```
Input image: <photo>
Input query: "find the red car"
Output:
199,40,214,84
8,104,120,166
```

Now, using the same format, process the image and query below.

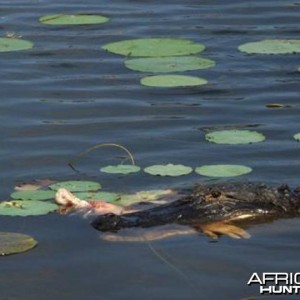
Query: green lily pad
119,190,172,206
238,39,300,54
75,191,119,202
49,181,101,192
294,133,300,141
195,164,252,177
205,130,265,144
100,165,141,174
0,200,58,216
144,164,193,177
0,232,38,256
39,14,109,25
10,190,56,201
141,75,207,88
102,38,205,57
0,37,33,52
125,56,215,73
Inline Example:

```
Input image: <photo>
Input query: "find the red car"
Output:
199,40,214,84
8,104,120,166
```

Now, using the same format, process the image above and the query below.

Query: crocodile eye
211,191,221,198
107,213,116,218
278,184,290,193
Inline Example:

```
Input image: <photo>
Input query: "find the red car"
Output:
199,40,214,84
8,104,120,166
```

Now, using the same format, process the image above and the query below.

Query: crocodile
90,182,300,240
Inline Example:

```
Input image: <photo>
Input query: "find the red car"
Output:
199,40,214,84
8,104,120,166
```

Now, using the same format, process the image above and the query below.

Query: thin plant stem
68,143,135,172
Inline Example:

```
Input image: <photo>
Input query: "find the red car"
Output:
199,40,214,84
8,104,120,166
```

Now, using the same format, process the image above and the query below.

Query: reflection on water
1,0,300,299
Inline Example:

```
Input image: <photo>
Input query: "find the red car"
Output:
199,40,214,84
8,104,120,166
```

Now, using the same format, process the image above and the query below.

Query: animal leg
195,221,251,239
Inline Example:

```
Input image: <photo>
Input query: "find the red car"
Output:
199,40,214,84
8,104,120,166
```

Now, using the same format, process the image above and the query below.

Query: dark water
1,0,300,299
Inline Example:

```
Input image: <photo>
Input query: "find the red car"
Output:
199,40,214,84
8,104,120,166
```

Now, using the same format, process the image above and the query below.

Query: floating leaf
238,39,300,54
0,37,33,52
102,38,205,57
141,75,207,88
75,191,119,202
39,14,109,25
135,190,171,201
50,181,101,192
119,190,173,206
0,200,58,216
14,179,56,191
125,56,215,73
205,130,265,144
294,133,300,141
100,165,141,174
144,164,193,177
10,190,55,201
195,164,252,177
0,232,37,256
14,183,40,191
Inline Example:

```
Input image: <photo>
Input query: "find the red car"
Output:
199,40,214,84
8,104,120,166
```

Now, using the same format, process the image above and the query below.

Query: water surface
1,0,300,299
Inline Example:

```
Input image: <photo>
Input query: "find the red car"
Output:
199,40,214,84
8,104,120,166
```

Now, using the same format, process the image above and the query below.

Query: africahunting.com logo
248,273,300,295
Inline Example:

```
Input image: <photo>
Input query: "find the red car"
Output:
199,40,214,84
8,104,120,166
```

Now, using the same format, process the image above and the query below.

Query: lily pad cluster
0,13,110,53
102,38,214,87
97,130,267,178
99,163,252,178
0,180,179,212
97,129,300,178
0,180,103,216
